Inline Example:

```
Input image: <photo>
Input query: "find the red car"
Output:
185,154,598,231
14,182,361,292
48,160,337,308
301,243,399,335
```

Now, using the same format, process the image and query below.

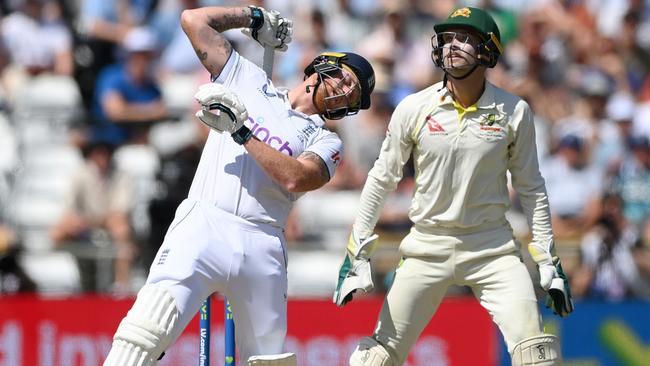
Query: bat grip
263,46,275,79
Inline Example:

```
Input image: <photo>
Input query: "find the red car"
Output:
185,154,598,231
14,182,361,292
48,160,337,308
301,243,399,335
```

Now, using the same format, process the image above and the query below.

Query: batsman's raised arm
181,7,247,76
181,6,292,77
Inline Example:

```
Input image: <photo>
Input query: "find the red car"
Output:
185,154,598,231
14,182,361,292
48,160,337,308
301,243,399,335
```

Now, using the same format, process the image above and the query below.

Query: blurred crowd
1,0,650,302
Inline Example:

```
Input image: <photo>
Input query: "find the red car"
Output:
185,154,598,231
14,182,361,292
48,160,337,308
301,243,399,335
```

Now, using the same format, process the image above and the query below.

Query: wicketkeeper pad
511,334,562,366
349,337,394,366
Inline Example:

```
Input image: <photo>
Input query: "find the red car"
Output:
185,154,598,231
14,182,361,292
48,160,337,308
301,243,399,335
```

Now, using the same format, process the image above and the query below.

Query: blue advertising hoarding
498,300,650,365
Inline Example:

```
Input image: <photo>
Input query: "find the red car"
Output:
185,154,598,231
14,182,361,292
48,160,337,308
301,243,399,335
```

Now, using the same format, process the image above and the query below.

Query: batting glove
242,6,293,51
333,232,379,307
529,240,574,317
194,83,253,144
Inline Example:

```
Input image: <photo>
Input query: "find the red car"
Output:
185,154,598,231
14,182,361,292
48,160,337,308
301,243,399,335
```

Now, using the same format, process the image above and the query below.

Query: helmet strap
309,78,323,112
437,73,448,92
445,62,479,80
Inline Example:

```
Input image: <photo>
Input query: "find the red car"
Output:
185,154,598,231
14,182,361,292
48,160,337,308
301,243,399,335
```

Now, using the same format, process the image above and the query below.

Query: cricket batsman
333,6,574,366
102,4,375,365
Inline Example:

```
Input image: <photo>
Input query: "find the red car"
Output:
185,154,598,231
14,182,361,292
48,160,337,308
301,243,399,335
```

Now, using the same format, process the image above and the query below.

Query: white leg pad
103,284,180,366
511,334,562,366
349,337,394,366
247,353,297,365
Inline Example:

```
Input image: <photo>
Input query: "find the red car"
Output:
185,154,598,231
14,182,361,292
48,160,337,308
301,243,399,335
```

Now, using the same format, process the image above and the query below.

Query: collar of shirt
277,86,326,127
437,81,497,114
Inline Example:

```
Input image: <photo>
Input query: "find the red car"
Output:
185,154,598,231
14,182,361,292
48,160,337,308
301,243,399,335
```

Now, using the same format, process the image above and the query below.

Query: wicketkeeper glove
529,240,574,317
242,6,293,51
194,83,253,145
333,232,379,307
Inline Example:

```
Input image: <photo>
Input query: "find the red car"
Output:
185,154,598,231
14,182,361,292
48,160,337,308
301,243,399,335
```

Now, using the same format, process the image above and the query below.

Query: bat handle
263,46,275,79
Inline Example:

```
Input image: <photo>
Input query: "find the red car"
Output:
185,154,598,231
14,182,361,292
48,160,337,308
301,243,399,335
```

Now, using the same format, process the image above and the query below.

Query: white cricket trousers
374,225,543,365
147,199,288,362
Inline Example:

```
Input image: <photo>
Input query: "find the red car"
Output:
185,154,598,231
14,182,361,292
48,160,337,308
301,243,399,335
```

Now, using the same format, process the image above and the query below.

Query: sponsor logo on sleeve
331,151,341,166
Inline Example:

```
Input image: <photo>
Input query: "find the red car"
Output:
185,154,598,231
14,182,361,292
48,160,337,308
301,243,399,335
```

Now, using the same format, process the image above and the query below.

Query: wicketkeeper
334,6,573,366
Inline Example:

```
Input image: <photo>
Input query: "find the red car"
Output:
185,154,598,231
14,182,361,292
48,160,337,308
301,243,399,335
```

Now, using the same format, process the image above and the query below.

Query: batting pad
511,334,562,366
103,284,179,366
247,353,297,365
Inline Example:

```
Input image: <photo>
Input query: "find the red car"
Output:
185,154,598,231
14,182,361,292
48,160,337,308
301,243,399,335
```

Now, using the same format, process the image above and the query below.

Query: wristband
249,6,264,30
232,125,253,145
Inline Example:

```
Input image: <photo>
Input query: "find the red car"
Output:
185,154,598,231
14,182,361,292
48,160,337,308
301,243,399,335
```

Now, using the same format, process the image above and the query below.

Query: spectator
552,68,613,149
277,7,333,87
76,0,162,109
90,27,168,146
601,92,637,176
321,0,374,51
357,4,435,100
541,134,603,239
617,10,650,94
1,0,73,98
572,192,650,300
49,138,136,294
158,0,204,76
0,223,36,294
612,135,650,226
0,112,16,210
637,216,650,281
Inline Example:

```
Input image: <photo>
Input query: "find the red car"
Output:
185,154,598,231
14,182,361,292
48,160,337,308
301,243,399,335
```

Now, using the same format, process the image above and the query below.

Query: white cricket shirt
188,51,343,228
355,81,553,248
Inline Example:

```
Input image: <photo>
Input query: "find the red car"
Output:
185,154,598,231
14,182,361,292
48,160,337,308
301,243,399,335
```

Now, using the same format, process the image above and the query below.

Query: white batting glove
194,83,248,134
333,232,379,307
242,6,293,51
529,240,574,317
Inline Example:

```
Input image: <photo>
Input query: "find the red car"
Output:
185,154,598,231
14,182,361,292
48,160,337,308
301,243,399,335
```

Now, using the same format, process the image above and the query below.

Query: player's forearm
243,137,327,193
182,6,252,33
181,7,252,76
513,163,555,249
353,176,391,239
510,102,554,249
520,188,553,229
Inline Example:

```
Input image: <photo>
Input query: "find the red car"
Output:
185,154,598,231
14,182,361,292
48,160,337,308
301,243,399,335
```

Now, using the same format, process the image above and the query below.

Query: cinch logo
426,116,446,134
249,117,294,156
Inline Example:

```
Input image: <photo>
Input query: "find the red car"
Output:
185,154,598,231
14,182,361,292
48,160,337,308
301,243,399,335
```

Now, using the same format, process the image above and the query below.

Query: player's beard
312,81,349,118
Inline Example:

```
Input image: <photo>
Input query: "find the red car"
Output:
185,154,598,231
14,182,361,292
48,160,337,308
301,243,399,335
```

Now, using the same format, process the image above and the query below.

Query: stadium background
1,0,650,365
